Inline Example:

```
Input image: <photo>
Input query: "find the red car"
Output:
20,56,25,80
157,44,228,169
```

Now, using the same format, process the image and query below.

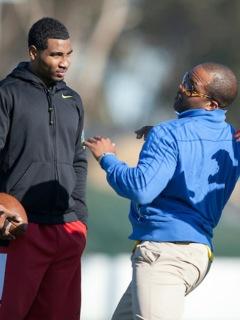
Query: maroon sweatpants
0,221,87,320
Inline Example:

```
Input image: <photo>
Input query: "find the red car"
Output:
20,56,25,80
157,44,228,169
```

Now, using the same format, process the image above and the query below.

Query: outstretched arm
84,127,177,204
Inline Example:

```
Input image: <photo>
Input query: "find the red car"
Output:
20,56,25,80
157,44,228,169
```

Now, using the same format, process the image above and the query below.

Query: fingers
83,136,114,146
0,204,15,217
83,138,96,146
0,205,21,240
135,126,153,140
234,130,240,141
0,208,10,216
135,129,143,139
0,208,21,223
0,210,21,240
83,135,116,161
83,136,105,145
7,213,22,223
0,219,16,240
93,136,103,140
136,133,143,139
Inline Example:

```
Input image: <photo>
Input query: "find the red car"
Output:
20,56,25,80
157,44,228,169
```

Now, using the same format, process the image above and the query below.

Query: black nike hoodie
0,62,88,224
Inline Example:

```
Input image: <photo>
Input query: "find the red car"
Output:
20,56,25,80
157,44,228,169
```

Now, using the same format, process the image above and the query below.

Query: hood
7,61,66,91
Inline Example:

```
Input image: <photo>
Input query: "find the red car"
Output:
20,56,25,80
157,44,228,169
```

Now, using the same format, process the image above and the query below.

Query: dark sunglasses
181,72,213,99
180,72,224,108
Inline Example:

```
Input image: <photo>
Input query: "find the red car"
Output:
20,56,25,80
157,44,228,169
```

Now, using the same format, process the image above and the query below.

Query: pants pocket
132,242,160,265
180,244,211,295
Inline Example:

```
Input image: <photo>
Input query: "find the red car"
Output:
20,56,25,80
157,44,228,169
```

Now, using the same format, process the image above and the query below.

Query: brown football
0,193,28,237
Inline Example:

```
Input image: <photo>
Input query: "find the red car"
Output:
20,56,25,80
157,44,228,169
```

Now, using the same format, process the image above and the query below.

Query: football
0,193,28,237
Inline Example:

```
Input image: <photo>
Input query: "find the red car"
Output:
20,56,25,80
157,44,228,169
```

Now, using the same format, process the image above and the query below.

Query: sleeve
0,88,11,151
100,126,178,204
71,98,88,217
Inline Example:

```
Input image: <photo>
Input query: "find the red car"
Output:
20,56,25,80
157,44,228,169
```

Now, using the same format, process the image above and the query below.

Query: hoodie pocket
6,162,34,192
9,162,54,212
9,162,53,194
7,162,77,213
55,163,76,210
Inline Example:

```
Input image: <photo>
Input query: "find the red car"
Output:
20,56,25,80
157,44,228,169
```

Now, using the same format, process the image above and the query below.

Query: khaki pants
112,241,211,320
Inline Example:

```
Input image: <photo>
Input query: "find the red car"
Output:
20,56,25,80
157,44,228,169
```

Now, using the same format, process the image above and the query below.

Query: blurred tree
1,0,240,126
1,0,240,256
129,0,240,125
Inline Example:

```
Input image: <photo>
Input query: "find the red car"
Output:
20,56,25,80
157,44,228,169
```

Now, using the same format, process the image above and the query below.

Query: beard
174,93,183,111
173,92,189,113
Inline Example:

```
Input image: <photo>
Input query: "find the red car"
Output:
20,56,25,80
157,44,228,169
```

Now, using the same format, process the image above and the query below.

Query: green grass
85,186,133,255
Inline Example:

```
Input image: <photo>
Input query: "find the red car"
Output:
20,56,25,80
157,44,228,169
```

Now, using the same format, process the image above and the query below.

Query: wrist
97,152,116,163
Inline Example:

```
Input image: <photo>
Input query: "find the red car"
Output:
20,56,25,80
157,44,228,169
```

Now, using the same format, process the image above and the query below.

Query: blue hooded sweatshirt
100,109,240,249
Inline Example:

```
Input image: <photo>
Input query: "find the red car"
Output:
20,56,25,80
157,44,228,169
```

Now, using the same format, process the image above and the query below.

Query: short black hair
28,17,70,50
200,63,238,108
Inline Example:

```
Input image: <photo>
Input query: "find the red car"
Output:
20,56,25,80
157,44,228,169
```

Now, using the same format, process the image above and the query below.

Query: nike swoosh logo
62,93,73,99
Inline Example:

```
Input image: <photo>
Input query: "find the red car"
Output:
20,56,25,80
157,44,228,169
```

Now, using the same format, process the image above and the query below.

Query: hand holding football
0,193,28,239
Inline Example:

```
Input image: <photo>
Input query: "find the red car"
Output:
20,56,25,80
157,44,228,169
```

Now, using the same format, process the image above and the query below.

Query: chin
52,77,64,82
174,100,187,113
174,101,182,112
174,96,189,113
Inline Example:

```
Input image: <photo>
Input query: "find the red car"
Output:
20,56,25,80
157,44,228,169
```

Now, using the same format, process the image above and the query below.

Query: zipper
45,89,59,209
46,89,54,126
137,204,143,221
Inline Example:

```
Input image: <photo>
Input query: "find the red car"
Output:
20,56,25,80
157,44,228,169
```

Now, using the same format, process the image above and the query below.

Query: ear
204,100,219,111
28,45,38,62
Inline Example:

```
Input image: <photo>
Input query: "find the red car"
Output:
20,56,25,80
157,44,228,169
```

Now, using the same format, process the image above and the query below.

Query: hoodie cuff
99,153,119,169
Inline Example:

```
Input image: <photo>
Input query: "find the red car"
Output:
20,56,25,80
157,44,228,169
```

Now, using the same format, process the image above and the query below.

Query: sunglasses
180,72,223,108
180,72,213,99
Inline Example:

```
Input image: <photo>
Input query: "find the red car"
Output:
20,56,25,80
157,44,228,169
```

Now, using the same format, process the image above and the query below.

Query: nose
59,56,70,69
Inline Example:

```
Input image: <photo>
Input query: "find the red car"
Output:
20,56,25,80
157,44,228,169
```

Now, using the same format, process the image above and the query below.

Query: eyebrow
50,49,73,56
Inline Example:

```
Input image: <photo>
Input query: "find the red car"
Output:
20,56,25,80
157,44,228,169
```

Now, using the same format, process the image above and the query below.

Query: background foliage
1,0,240,255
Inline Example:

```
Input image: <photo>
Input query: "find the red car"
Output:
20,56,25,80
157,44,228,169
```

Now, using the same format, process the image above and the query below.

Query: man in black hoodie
0,17,87,320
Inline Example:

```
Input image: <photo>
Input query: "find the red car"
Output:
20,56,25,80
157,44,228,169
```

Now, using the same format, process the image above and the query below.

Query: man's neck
29,63,55,88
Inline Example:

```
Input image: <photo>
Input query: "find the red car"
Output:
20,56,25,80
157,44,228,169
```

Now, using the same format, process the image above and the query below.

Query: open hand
83,136,116,161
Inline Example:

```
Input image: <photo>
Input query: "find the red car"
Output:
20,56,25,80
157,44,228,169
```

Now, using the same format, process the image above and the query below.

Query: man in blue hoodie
84,63,239,320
